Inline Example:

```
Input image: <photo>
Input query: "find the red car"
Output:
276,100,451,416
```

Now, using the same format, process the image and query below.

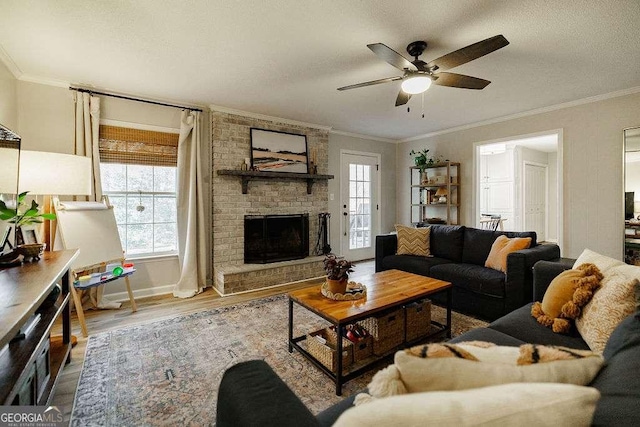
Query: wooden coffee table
288,269,452,395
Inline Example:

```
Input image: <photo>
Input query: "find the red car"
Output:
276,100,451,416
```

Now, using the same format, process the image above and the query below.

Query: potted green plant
410,149,445,170
323,254,355,294
0,191,56,249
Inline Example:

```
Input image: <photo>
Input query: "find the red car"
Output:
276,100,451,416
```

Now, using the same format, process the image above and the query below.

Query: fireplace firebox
244,214,309,264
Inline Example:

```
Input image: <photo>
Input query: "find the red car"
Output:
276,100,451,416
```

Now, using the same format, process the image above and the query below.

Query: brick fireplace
211,111,328,295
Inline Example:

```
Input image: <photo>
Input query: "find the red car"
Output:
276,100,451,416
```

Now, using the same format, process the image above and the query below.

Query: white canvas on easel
54,201,124,271
54,199,137,337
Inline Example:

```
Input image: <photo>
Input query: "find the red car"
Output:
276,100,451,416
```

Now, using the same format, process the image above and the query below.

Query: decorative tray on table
320,282,367,301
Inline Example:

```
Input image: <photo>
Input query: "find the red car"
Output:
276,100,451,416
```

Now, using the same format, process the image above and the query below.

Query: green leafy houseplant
0,192,56,242
409,149,444,171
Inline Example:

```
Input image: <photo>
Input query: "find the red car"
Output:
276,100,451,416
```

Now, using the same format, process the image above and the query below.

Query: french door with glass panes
340,152,379,260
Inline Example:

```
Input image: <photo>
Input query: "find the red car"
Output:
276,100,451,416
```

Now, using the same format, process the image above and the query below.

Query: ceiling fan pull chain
421,93,425,118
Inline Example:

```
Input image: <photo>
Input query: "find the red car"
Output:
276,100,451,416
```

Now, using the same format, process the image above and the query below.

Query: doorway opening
474,131,562,247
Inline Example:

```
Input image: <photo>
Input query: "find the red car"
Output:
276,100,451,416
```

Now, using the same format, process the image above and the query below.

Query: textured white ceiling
1,0,639,140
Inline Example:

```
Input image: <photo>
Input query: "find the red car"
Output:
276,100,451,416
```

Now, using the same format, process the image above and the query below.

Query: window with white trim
99,125,178,257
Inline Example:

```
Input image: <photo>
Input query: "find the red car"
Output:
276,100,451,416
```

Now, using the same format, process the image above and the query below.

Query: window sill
126,253,179,263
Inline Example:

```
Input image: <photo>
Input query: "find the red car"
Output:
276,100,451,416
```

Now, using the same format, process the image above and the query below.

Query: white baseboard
104,284,175,302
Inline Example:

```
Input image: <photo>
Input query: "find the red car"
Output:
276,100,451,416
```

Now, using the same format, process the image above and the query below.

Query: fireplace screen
244,214,309,263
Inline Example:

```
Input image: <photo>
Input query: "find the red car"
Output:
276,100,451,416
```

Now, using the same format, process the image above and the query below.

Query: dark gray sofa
217,259,640,427
376,225,560,320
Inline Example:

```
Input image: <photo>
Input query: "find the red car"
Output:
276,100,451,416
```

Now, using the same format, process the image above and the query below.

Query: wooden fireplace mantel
217,169,334,194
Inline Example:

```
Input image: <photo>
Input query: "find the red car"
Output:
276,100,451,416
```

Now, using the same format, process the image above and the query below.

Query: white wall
15,81,185,299
398,91,640,259
0,61,17,130
328,133,397,257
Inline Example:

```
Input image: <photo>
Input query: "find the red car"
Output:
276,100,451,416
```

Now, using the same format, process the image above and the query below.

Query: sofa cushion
381,255,451,277
395,224,431,256
589,310,640,426
430,263,505,298
334,383,600,427
429,225,465,262
489,304,591,350
449,327,525,347
462,228,537,266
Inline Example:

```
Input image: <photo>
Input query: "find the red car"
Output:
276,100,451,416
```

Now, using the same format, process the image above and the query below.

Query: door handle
343,212,348,236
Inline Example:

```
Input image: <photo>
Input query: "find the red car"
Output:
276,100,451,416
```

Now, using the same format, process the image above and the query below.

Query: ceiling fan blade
426,35,509,72
368,43,417,71
395,91,412,106
433,72,491,89
337,76,402,91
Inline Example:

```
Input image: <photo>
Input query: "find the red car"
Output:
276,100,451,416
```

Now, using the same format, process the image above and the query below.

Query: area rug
71,294,487,426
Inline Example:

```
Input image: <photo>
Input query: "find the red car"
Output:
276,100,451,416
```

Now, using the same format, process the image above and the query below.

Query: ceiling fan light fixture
401,75,432,94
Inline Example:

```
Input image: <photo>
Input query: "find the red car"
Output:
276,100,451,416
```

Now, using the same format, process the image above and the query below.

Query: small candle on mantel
311,147,317,165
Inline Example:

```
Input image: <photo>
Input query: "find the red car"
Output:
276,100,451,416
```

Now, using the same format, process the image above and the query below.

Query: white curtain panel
72,91,120,310
74,92,103,201
174,110,206,298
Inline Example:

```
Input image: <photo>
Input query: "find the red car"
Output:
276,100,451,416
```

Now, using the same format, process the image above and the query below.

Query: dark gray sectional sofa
376,225,560,320
216,259,640,427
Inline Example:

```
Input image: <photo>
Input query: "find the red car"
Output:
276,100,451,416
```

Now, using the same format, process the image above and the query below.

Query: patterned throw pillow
395,224,431,257
573,249,640,353
358,341,603,403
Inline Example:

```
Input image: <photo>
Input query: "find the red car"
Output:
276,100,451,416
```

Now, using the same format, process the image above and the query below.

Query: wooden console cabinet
0,250,78,405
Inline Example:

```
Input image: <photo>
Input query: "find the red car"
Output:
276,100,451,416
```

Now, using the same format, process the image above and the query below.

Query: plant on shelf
409,149,445,171
323,254,355,294
0,191,56,246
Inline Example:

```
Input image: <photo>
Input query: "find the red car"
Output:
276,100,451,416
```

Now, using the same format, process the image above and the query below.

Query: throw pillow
485,235,532,273
334,383,600,427
361,341,603,401
395,224,431,257
572,249,640,353
395,342,603,393
531,263,603,333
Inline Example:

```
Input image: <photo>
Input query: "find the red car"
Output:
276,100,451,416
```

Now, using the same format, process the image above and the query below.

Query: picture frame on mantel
250,128,309,173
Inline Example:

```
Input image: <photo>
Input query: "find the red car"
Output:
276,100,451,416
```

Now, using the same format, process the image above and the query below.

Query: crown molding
399,85,640,143
209,104,332,131
329,129,397,143
0,44,22,79
18,74,70,88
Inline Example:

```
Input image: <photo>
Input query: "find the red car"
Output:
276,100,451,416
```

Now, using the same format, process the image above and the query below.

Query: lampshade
634,201,640,213
435,187,448,197
0,147,19,193
401,75,432,94
18,150,92,195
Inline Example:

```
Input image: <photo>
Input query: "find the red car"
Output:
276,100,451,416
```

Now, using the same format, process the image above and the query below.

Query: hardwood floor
51,259,375,422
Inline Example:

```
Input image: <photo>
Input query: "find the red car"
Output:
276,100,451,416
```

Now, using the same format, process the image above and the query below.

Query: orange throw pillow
485,235,532,273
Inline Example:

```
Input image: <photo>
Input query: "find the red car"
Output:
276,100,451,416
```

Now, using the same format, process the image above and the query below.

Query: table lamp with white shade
18,150,92,249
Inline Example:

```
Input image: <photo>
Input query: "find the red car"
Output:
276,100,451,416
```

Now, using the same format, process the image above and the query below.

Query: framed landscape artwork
250,128,308,173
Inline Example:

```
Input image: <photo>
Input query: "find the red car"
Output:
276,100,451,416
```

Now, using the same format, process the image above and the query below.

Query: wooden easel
54,197,138,337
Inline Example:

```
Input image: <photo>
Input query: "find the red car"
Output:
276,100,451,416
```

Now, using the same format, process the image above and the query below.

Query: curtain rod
69,86,203,112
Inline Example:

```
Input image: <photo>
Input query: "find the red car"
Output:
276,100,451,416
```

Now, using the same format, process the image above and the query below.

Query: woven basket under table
405,299,432,342
357,308,405,356
306,329,353,373
325,327,374,363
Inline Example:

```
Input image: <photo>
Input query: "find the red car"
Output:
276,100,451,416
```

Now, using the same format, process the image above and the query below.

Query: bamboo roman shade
98,125,179,167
